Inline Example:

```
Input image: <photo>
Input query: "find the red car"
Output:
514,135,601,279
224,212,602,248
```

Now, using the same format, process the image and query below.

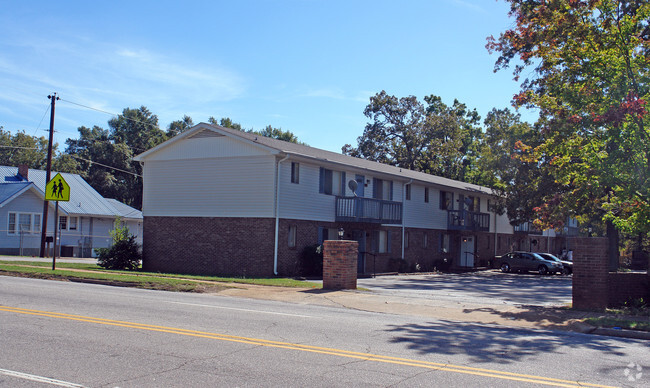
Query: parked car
537,253,573,275
497,251,564,275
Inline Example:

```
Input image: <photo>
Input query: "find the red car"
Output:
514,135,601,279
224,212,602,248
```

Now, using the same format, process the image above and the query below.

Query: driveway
356,270,572,307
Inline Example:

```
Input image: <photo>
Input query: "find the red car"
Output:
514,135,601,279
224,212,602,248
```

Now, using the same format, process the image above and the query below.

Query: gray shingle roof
0,182,33,206
137,123,495,196
0,166,142,219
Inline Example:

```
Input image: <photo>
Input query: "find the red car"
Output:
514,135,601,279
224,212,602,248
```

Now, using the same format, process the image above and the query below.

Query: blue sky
0,0,527,154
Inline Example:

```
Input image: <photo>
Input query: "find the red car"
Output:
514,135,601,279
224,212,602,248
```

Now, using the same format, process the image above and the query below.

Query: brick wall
571,236,650,310
323,240,358,289
608,272,649,307
572,237,609,310
143,216,276,277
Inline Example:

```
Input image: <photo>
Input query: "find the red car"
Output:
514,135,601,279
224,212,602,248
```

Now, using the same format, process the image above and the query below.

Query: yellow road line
0,305,619,388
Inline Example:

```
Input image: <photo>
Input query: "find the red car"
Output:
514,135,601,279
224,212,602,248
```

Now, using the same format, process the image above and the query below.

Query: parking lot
357,270,572,307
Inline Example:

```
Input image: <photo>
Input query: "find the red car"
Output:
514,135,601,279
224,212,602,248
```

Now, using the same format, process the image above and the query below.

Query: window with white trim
291,162,300,184
7,212,41,235
69,216,78,230
59,216,67,231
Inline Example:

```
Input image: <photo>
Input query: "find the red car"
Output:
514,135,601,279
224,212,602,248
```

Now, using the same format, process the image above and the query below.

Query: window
439,191,453,210
69,216,78,231
424,187,429,203
440,233,450,253
33,214,41,233
7,213,16,234
291,162,300,184
288,225,297,248
404,232,409,249
423,233,428,249
378,230,388,253
405,184,411,200
465,196,481,212
373,178,392,200
7,212,40,235
319,168,345,196
19,214,31,233
59,216,67,230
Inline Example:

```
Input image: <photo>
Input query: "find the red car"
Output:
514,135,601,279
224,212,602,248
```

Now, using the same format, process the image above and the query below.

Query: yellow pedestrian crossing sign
45,173,70,202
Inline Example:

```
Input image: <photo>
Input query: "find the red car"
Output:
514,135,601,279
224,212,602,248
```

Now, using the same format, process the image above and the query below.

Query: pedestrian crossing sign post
45,173,70,202
45,173,70,271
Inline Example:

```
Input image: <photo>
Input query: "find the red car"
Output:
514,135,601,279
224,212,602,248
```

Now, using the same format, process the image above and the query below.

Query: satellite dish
348,180,358,196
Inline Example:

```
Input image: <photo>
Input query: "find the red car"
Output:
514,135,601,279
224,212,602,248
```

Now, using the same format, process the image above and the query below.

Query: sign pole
52,202,58,270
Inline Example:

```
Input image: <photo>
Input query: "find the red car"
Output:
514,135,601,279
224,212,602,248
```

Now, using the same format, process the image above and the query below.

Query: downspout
401,179,413,260
273,154,290,275
493,204,497,257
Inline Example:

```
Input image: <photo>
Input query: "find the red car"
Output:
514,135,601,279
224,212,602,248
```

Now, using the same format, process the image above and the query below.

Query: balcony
514,222,543,235
336,196,402,224
447,210,490,232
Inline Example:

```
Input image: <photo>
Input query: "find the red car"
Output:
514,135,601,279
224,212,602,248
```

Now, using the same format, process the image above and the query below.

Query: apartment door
459,236,475,267
352,230,366,274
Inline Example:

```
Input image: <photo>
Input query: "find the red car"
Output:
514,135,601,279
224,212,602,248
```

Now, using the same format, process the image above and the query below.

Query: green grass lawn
0,260,320,291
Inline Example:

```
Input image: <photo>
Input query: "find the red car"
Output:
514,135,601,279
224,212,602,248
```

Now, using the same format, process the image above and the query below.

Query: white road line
168,301,314,318
0,368,85,387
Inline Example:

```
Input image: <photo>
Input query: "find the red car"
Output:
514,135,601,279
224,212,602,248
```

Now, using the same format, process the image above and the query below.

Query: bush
97,219,142,270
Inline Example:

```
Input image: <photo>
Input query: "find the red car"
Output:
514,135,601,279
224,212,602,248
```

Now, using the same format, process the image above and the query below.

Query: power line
66,153,142,178
0,145,40,151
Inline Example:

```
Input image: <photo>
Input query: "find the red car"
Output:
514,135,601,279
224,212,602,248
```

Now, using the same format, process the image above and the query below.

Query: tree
0,129,50,169
209,116,303,144
255,125,302,144
66,107,167,209
487,0,650,267
166,115,194,138
344,91,482,182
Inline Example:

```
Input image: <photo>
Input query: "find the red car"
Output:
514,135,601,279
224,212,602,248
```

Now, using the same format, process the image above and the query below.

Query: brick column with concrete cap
323,240,358,290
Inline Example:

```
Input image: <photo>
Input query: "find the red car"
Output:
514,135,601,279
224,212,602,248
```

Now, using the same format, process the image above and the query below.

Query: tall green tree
488,0,650,266
0,129,50,169
66,107,167,209
166,115,194,138
344,91,482,182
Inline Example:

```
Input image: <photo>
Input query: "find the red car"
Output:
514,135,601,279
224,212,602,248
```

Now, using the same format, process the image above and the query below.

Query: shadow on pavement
385,319,628,364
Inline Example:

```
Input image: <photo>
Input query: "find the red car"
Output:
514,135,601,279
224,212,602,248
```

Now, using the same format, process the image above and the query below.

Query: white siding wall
143,156,276,217
279,162,333,221
495,212,514,234
144,134,268,161
403,185,448,229
0,189,46,250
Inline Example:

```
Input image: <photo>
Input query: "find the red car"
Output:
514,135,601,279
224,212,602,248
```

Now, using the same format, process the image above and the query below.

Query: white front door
460,236,475,267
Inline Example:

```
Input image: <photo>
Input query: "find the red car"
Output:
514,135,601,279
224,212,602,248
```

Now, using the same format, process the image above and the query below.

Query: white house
133,123,530,277
0,165,142,257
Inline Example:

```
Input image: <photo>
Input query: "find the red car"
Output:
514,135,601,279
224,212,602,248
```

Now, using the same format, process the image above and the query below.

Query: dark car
497,251,564,275
537,253,573,275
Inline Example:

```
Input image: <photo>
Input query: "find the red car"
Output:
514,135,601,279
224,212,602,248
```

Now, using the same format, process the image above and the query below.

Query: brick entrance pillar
572,237,609,310
323,240,358,290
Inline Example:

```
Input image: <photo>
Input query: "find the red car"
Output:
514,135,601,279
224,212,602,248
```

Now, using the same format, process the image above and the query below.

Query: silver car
498,251,564,275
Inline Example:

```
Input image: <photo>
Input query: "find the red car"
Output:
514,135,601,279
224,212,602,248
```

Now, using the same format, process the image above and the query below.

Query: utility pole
39,93,59,258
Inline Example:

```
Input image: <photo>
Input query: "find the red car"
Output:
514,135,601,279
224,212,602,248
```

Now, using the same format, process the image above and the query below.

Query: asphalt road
1,276,648,387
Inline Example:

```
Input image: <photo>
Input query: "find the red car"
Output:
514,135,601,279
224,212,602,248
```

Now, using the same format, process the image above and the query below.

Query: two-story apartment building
134,123,516,277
